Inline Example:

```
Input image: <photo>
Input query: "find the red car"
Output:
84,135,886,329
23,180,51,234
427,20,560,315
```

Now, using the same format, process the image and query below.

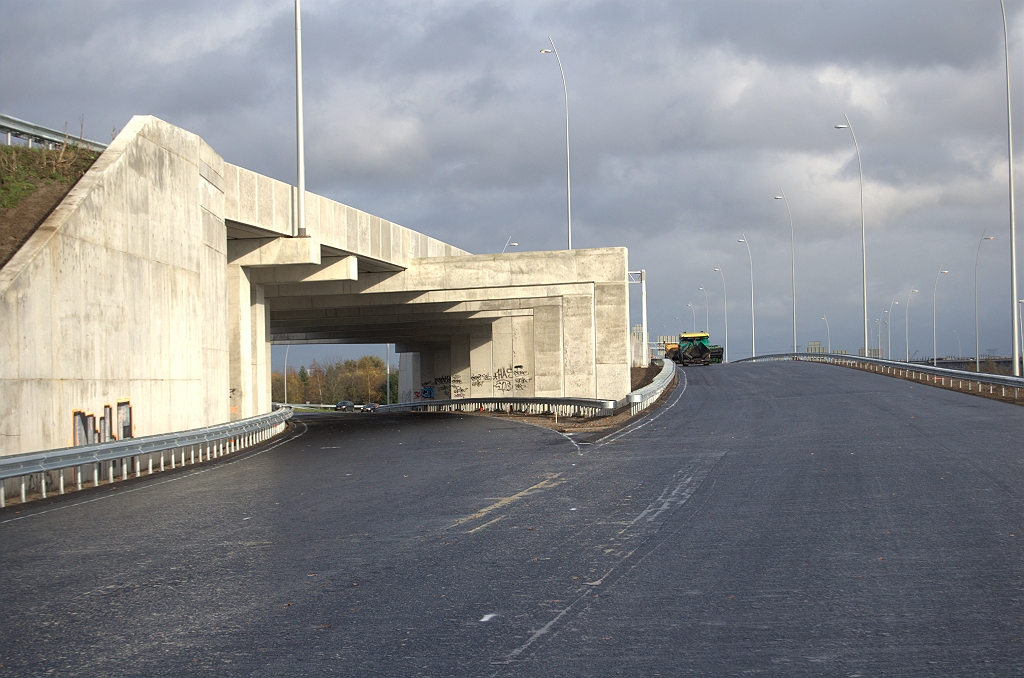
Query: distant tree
271,371,285,402
308,360,326,404
388,370,399,403
286,368,305,403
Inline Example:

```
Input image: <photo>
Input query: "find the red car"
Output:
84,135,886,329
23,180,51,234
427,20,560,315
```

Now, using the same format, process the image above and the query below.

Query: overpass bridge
0,115,633,457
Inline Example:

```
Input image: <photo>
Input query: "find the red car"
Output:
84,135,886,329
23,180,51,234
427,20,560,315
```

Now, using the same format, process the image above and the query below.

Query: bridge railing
1,113,109,153
735,352,1024,399
0,407,292,508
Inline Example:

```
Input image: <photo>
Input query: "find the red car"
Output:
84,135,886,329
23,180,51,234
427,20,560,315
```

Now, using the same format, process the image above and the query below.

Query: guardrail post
20,477,26,504
58,471,64,495
76,466,82,491
0,483,4,507
40,473,46,499
93,464,99,488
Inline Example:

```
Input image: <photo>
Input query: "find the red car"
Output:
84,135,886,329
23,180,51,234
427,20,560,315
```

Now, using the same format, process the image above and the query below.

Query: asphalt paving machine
664,332,724,366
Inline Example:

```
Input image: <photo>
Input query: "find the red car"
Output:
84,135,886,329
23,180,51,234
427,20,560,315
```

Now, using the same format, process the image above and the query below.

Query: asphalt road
1,361,1022,677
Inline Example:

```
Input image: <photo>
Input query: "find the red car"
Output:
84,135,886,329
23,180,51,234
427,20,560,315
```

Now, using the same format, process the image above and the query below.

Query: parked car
360,403,380,413
334,401,355,411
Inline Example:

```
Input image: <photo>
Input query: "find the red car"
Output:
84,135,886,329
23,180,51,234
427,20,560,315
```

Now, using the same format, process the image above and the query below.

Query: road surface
1,361,1021,676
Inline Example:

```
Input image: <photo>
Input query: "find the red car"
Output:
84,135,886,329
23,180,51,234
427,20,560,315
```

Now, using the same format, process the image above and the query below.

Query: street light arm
544,37,572,251
1001,0,1021,376
933,268,949,366
837,114,869,356
776,190,797,352
739,235,755,358
715,267,729,363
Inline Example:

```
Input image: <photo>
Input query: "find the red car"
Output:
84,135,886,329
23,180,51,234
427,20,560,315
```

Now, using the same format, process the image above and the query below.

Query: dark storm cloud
2,0,1021,360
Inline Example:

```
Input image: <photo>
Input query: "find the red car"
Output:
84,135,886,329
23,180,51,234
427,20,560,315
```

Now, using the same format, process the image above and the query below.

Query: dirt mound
0,144,100,269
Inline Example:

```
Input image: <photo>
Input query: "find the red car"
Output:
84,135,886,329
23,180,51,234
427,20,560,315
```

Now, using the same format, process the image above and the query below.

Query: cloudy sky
4,0,1023,365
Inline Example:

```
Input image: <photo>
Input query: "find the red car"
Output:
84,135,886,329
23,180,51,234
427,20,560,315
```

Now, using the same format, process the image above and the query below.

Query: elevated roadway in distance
1,361,1021,675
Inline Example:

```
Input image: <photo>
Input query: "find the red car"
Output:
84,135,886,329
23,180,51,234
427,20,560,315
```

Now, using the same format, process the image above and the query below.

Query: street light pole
294,0,307,238
821,315,831,353
687,303,696,331
738,235,755,358
714,267,729,363
541,38,572,250
698,286,709,331
886,298,899,359
905,288,919,362
933,268,950,366
1001,0,1021,377
835,115,869,357
954,330,962,360
775,191,797,352
501,236,519,254
975,231,995,371
283,344,290,404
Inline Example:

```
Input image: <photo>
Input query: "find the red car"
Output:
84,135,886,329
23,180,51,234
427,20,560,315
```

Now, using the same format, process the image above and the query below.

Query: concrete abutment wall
0,115,633,457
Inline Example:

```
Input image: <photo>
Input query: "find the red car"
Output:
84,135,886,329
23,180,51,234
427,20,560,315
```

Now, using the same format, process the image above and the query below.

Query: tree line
271,356,398,405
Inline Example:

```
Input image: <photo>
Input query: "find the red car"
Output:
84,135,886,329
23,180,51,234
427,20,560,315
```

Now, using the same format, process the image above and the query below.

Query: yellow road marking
450,474,563,529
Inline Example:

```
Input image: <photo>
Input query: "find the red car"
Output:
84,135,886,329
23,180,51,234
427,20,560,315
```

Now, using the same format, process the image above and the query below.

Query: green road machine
664,332,724,366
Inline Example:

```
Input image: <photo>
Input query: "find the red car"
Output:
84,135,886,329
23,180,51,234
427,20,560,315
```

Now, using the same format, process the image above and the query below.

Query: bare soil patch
631,364,661,390
0,144,99,269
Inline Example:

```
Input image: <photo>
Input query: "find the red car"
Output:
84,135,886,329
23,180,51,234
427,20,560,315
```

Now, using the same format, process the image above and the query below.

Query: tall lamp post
283,344,290,404
775,190,797,352
953,330,962,360
698,286,709,331
686,303,697,331
1001,0,1021,377
501,236,519,254
294,0,307,238
714,267,729,363
738,235,755,358
933,268,950,366
886,298,899,359
905,288,919,362
835,115,869,357
974,231,995,371
541,38,572,250
821,315,831,353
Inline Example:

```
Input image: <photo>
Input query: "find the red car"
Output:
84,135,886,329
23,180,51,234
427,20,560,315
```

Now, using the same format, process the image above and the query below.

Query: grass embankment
0,143,100,268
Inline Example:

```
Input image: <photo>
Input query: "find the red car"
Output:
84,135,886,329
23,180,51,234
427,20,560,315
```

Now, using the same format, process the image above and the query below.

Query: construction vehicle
664,332,724,366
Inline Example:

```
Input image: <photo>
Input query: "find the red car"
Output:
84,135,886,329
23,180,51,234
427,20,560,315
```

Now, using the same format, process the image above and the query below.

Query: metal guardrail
1,113,109,153
0,407,292,507
378,395,618,418
623,358,676,415
735,352,1024,398
374,359,679,419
